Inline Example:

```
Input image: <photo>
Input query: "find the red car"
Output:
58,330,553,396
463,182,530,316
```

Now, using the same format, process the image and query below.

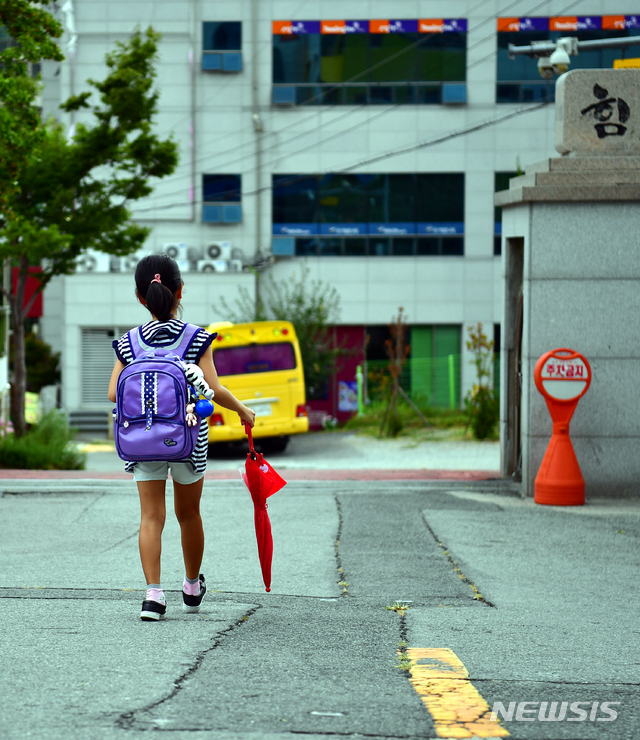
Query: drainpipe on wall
189,0,197,222
61,0,77,138
251,0,264,313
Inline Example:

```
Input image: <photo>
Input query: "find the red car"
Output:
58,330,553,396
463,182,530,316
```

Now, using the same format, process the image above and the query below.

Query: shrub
464,323,499,440
464,385,500,440
0,410,85,470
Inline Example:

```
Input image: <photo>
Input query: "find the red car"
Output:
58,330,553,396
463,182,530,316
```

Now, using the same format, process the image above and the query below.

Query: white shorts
132,461,204,486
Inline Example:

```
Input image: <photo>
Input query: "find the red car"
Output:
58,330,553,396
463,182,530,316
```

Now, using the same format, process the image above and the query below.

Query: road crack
422,513,495,607
334,494,350,596
115,604,261,730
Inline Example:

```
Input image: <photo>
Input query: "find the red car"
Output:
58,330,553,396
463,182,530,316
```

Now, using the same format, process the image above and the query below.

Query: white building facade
38,0,640,420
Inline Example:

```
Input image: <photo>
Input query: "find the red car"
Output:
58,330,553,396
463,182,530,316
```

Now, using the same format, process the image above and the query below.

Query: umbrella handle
243,422,257,458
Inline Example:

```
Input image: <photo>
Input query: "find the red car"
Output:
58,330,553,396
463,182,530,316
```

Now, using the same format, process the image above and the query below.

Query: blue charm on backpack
113,324,205,462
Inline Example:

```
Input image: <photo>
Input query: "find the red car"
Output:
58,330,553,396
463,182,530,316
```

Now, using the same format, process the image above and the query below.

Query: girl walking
108,254,255,621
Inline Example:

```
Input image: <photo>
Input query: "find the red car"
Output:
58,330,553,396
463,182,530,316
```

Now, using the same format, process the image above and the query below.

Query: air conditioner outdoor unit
76,249,111,273
122,250,152,272
197,260,229,273
162,242,188,260
228,260,243,272
205,242,232,260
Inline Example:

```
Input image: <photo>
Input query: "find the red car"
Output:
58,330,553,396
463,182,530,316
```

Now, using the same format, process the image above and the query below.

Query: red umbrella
240,422,287,592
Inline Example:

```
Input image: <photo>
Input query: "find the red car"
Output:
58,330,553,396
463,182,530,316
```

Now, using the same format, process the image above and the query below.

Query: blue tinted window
203,175,241,202
203,22,241,51
273,31,466,105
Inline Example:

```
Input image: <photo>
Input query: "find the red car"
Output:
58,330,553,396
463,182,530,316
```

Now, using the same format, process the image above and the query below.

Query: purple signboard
518,17,549,31
345,20,369,33
577,16,602,30
444,19,468,32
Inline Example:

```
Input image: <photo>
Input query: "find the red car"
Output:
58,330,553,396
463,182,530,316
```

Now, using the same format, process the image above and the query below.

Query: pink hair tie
150,274,162,284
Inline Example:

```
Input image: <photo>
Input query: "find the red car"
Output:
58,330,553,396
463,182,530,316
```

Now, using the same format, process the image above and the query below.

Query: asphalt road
0,478,638,740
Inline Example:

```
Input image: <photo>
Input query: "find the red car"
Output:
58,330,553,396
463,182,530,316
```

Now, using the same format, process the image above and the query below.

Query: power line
131,99,551,213
146,0,590,189
132,103,403,208
134,0,590,208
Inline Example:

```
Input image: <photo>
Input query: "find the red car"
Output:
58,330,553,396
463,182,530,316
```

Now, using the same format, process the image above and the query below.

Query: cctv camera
550,47,571,75
537,57,554,80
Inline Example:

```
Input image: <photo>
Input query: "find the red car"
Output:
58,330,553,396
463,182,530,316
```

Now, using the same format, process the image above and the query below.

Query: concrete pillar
497,69,640,497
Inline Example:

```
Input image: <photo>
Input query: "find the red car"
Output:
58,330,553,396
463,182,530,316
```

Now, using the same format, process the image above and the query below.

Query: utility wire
131,99,551,213
135,0,589,206
147,0,590,186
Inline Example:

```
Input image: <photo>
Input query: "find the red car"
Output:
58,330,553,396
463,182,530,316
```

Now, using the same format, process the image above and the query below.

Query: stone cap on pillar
556,69,640,156
495,155,640,206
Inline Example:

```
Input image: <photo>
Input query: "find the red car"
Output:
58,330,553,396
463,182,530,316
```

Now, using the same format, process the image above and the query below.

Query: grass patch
385,601,410,616
0,411,86,470
343,399,492,440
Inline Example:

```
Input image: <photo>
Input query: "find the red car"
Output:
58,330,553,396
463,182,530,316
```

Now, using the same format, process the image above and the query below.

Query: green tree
0,0,64,211
0,25,179,436
9,332,60,393
217,265,345,400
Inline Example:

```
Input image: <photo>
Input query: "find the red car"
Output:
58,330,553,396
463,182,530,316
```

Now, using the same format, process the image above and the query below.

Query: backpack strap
129,323,203,361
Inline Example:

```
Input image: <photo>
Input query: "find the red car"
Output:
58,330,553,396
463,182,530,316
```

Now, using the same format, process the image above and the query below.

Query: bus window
214,342,297,376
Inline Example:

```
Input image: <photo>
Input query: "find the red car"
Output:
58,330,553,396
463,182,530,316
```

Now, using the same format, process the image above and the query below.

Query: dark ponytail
135,254,183,322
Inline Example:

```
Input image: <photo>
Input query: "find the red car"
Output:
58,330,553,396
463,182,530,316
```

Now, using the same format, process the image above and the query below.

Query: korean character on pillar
580,83,630,139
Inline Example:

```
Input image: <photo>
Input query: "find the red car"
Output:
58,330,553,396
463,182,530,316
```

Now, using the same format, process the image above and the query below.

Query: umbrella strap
244,422,258,460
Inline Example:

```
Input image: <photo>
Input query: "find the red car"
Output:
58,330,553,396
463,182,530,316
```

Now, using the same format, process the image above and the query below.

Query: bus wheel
259,436,289,454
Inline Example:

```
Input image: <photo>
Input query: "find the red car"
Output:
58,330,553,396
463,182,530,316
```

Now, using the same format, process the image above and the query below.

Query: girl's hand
239,405,256,428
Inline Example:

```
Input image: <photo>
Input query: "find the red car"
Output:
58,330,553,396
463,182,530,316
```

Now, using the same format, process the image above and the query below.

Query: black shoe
141,599,166,621
182,574,206,613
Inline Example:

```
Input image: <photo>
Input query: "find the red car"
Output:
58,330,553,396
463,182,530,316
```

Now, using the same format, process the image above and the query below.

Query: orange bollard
533,349,591,506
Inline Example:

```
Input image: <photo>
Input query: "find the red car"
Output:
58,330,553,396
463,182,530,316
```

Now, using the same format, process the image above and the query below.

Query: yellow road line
406,648,509,739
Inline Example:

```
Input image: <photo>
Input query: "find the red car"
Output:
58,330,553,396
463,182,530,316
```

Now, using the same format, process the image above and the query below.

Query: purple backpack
113,324,202,462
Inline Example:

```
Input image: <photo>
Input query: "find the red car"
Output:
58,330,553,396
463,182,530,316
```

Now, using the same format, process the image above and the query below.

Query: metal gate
81,327,129,405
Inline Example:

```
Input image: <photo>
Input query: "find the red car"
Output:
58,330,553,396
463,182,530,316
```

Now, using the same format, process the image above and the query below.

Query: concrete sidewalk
75,430,501,479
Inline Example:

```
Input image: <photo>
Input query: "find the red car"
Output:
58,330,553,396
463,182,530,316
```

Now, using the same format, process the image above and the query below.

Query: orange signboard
419,19,444,33
602,15,626,30
497,17,519,32
549,16,578,31
321,20,345,33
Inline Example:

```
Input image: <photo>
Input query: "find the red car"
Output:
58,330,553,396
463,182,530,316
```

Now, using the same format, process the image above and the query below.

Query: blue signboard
494,222,502,236
368,222,416,236
272,223,319,236
320,223,367,236
417,222,464,235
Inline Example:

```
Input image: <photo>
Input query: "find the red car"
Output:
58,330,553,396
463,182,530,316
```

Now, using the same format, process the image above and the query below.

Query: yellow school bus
205,320,309,452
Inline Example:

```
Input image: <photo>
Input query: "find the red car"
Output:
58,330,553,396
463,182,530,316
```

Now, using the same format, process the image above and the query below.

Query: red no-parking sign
534,349,591,506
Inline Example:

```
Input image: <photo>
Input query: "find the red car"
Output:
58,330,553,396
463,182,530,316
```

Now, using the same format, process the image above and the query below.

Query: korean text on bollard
534,348,591,506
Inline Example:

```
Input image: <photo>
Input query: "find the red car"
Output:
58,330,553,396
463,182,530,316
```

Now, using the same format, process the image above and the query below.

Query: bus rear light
296,404,308,418
216,334,224,341
282,328,289,335
209,413,224,426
